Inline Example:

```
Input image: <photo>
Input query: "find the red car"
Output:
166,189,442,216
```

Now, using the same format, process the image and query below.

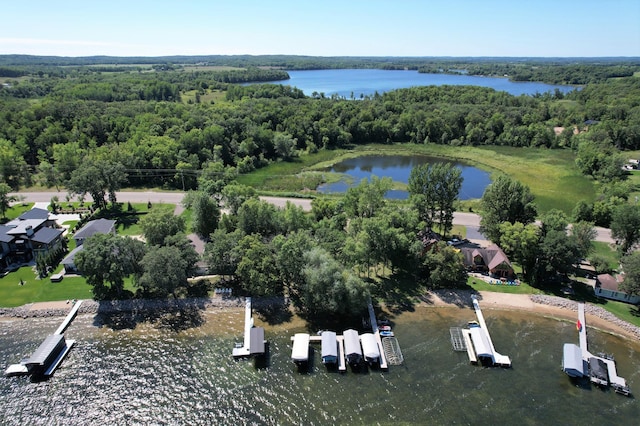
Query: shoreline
425,289,640,341
1,291,638,341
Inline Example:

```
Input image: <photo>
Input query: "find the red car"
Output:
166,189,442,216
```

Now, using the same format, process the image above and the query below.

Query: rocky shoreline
1,293,638,340
0,296,252,319
529,294,640,340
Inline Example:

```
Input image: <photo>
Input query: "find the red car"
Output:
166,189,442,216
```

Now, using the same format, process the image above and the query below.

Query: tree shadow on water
93,299,207,332
253,296,292,325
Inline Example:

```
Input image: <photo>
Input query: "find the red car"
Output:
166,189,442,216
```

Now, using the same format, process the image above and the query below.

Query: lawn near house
0,201,183,308
0,265,94,307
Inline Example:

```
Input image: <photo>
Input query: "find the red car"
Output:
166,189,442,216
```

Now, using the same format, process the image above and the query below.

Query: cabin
595,273,640,304
460,244,514,279
72,219,116,246
61,219,117,274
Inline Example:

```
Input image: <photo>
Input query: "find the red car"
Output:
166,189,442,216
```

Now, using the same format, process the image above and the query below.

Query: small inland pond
316,155,492,199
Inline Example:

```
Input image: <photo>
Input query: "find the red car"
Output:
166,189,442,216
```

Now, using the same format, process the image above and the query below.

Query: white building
595,273,640,304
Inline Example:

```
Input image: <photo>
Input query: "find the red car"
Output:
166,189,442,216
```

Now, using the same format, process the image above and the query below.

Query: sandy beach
425,290,640,340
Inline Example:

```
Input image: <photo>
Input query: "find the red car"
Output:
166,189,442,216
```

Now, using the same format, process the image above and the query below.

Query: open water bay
1,306,638,425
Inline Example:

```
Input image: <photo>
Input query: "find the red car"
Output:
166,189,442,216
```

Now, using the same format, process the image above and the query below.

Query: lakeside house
595,273,640,305
460,244,515,279
0,208,64,269
61,219,117,274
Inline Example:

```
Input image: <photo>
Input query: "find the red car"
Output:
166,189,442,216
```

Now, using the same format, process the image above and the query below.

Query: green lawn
0,266,94,307
466,275,543,295
591,241,620,271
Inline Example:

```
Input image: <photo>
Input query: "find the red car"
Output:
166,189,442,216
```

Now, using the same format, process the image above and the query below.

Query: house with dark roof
0,208,64,268
595,273,640,304
61,219,117,274
461,244,514,279
73,218,116,246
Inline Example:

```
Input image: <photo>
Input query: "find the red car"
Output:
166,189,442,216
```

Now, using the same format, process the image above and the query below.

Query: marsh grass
239,143,596,214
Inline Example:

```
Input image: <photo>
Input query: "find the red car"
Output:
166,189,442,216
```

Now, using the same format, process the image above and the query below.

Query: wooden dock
54,300,82,335
576,302,630,395
336,335,347,372
367,299,388,370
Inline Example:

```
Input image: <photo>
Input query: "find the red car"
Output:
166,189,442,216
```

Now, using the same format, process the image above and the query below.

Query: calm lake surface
317,155,492,200
1,306,638,425
267,69,576,97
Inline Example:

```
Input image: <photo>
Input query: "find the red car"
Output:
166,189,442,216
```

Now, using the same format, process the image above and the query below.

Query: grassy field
592,241,620,271
238,143,596,214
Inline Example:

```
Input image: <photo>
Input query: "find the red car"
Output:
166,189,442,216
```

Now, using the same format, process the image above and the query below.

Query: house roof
31,227,63,245
74,219,116,241
19,207,50,220
597,273,623,292
5,219,47,235
0,225,14,243
61,245,83,265
485,244,512,271
461,244,513,271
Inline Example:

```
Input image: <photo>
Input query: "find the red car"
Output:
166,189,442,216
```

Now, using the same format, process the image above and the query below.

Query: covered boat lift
343,329,362,365
232,297,266,359
562,343,585,377
562,303,631,395
321,331,338,365
291,333,310,364
467,297,511,367
360,333,380,365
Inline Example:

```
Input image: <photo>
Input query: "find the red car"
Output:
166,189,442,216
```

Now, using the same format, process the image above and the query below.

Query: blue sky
1,0,639,57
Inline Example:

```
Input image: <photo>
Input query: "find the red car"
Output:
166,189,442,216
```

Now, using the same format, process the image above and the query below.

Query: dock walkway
367,298,388,370
577,302,629,394
55,300,82,335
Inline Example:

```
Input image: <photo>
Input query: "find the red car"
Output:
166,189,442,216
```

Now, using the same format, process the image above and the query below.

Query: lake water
317,155,492,200
266,69,575,97
1,306,638,425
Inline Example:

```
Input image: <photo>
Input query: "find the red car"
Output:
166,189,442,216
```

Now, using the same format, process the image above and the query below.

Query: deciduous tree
75,234,146,299
190,191,220,239
480,175,537,243
620,252,640,296
408,162,463,235
610,204,640,255
139,208,185,246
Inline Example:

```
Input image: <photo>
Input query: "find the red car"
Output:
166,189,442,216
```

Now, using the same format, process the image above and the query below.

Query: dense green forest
0,56,639,199
2,56,640,305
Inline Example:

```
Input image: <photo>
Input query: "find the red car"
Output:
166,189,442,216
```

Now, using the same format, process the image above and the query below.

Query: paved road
12,191,614,244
